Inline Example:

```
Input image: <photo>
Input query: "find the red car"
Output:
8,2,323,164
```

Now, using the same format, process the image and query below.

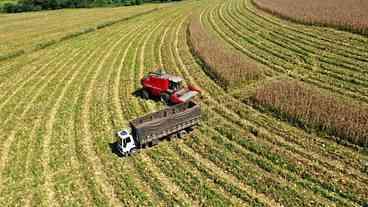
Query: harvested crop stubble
252,0,368,35
188,17,263,89
250,80,368,146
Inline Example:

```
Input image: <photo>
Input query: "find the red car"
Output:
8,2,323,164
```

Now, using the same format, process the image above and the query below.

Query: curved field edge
0,0,368,206
251,0,368,36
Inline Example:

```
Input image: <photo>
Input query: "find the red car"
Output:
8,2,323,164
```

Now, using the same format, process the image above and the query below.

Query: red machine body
141,69,200,104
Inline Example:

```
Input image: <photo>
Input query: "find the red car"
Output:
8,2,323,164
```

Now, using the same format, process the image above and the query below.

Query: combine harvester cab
140,69,200,105
116,101,201,156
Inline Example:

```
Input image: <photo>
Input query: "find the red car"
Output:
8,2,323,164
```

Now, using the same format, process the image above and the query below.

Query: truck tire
160,93,170,104
178,130,187,139
142,89,149,99
129,148,137,155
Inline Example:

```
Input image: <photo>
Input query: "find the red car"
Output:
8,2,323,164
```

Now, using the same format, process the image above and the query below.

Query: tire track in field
158,13,274,206
133,11,199,205
78,21,142,206
0,48,83,197
23,120,41,207
41,46,99,206
118,8,204,204
118,11,194,204
173,143,279,207
118,9,204,205
96,18,164,204
61,37,125,206
161,144,246,206
166,15,288,207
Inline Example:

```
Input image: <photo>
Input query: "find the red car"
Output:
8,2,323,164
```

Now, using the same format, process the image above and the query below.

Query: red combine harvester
140,69,200,104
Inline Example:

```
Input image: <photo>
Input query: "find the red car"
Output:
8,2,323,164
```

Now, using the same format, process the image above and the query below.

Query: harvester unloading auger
115,69,201,156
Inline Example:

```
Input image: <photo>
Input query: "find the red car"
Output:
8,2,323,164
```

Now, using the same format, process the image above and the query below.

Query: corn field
250,79,368,146
252,0,368,35
0,0,367,206
188,16,263,89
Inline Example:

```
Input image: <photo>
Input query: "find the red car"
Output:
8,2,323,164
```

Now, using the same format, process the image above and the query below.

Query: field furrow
1,0,367,206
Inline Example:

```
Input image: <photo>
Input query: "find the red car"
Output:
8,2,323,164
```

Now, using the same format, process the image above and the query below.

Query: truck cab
116,129,137,156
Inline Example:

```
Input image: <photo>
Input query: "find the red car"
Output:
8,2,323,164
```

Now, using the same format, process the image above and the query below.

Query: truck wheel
178,130,187,139
129,148,137,155
160,93,170,104
142,89,149,99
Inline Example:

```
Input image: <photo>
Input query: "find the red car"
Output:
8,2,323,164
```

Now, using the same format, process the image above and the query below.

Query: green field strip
2,14,151,205
0,45,66,81
186,126,327,207
204,109,366,205
204,4,368,105
164,143,248,206
198,122,363,206
183,12,368,177
201,102,362,205
226,0,368,88
0,6,164,63
230,1,368,80
205,1,368,102
137,9,247,205
49,23,137,205
131,154,191,206
171,140,277,207
222,0,368,100
147,145,235,206
239,0,368,62
178,14,368,204
0,48,83,177
0,52,79,136
164,14,334,206
205,5,287,75
69,17,159,203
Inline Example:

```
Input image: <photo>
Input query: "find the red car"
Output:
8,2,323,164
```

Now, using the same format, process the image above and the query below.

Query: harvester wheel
141,89,149,99
160,93,170,104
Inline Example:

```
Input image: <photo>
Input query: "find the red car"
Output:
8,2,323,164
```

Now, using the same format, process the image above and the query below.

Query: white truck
116,101,201,156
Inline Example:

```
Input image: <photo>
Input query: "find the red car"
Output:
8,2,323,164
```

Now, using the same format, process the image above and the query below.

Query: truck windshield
123,137,131,147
